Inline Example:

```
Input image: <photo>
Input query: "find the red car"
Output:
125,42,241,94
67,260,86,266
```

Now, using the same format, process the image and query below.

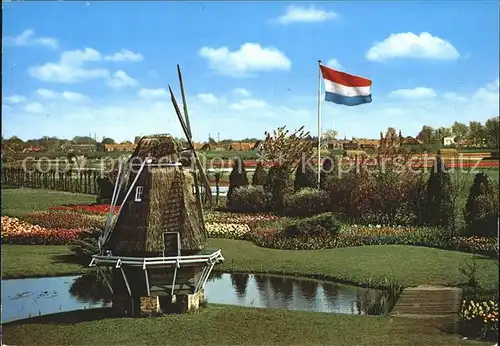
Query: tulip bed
48,204,118,215
2,203,498,258
459,297,499,341
1,216,83,245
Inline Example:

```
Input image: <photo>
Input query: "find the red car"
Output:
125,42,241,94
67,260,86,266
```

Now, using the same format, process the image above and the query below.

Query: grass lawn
0,305,487,345
2,245,86,279
3,240,498,293
1,188,95,218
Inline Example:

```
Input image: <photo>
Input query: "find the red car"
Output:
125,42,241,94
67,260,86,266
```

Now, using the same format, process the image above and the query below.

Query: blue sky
2,1,499,142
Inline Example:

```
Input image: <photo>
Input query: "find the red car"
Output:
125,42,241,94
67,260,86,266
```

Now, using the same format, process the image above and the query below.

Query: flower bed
247,221,500,255
48,204,118,215
459,297,499,341
205,211,281,226
1,216,83,245
24,211,106,230
206,223,251,240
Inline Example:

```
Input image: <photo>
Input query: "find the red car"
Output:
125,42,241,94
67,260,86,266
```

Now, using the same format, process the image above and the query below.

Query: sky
2,1,499,143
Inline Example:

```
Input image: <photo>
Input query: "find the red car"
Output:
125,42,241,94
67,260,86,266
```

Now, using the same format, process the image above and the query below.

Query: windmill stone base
111,290,205,317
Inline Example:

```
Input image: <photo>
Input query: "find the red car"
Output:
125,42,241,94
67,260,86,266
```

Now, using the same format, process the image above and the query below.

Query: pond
1,272,382,323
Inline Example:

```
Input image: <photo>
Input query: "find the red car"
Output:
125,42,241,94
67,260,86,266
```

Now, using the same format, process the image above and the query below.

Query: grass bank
3,240,498,293
1,188,95,218
0,305,487,345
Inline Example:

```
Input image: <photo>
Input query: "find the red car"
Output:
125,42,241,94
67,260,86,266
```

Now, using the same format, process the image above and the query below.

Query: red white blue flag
320,64,372,106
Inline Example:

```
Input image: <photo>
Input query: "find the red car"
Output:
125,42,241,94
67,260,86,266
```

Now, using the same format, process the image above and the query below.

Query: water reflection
1,272,383,323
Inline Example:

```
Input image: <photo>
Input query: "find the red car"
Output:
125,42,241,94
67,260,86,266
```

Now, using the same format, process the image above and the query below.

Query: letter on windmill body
320,64,372,106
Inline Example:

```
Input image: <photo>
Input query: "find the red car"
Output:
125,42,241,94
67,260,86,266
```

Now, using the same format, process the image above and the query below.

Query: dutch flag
320,64,372,106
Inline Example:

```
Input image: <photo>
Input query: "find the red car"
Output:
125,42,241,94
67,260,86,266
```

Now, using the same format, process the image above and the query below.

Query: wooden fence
1,168,228,204
1,167,102,195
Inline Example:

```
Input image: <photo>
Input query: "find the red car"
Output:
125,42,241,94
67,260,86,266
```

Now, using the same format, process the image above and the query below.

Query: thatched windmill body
89,66,223,317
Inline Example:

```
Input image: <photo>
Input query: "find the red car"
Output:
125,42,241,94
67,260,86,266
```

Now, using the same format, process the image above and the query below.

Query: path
391,285,463,319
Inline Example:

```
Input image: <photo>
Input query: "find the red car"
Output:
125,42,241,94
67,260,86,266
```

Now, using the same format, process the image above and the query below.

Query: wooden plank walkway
391,285,463,319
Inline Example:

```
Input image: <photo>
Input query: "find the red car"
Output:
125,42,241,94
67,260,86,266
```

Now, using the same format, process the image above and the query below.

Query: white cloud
443,92,467,102
4,95,27,104
326,59,344,70
28,48,109,83
229,98,267,110
104,49,144,62
233,88,251,97
366,32,460,61
138,88,168,99
197,93,221,104
199,43,291,77
107,70,138,89
24,102,45,113
389,87,437,99
36,88,88,102
274,5,338,25
5,29,58,49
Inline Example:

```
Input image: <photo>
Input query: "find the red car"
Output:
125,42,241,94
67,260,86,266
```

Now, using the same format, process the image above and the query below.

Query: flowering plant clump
454,237,499,257
48,204,118,215
205,211,280,226
24,211,106,230
205,223,251,240
1,216,83,245
459,298,499,340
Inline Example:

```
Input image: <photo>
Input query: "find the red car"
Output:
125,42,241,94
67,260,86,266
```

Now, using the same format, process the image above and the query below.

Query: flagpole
317,59,322,190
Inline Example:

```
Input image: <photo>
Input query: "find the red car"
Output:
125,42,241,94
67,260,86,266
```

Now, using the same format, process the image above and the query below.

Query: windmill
89,65,223,317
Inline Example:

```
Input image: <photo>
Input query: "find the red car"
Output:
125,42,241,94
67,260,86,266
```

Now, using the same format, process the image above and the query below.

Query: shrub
265,164,293,214
424,157,453,227
70,228,101,258
464,173,498,237
320,157,337,190
294,159,317,191
227,185,271,213
283,188,329,217
227,157,249,203
252,162,267,186
283,212,341,238
24,211,106,230
328,170,374,221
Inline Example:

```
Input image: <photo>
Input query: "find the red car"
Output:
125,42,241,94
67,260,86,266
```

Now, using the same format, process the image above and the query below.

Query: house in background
103,143,137,152
229,142,255,151
443,136,456,146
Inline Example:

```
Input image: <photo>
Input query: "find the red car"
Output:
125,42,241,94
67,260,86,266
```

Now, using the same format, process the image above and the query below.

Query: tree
294,159,317,191
264,164,293,214
102,137,115,145
134,136,142,144
73,136,96,144
424,157,453,228
252,162,267,186
121,140,132,145
484,116,499,148
451,121,469,142
320,156,338,190
464,172,497,236
208,137,217,145
416,125,437,144
468,121,486,147
227,157,249,204
262,126,313,168
321,129,338,143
